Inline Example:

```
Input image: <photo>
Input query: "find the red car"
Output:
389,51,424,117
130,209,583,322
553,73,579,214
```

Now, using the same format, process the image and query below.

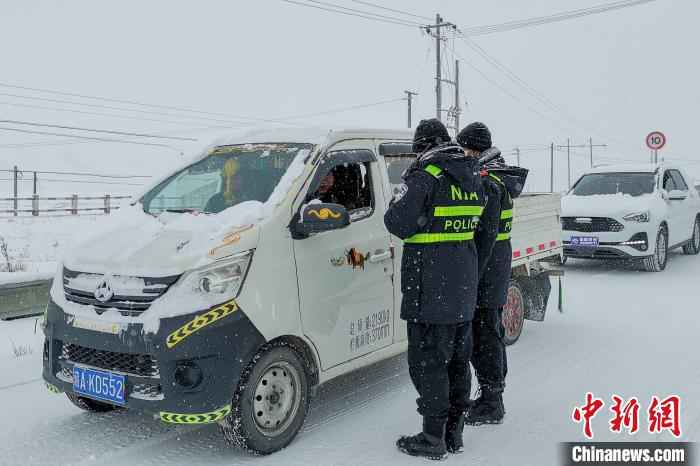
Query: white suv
561,164,700,271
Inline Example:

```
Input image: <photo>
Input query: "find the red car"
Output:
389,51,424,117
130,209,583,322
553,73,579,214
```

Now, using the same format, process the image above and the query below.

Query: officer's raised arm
475,177,500,279
384,170,433,240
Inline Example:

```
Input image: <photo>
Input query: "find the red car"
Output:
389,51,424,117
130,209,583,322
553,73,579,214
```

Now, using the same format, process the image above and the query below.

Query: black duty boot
465,390,505,426
445,412,465,454
396,417,448,461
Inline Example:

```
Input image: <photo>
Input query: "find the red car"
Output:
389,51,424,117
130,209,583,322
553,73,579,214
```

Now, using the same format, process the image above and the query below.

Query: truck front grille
561,217,624,233
63,267,180,317
61,343,160,378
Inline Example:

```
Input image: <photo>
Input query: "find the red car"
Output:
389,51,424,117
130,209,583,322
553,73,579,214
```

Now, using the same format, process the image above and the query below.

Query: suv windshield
571,172,655,197
142,143,312,214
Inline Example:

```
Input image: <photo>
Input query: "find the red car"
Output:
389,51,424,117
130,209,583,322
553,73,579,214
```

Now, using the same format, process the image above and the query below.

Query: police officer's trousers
470,306,507,392
407,322,472,423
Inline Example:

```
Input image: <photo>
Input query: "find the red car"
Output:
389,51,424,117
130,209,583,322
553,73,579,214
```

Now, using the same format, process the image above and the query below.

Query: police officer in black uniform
456,122,528,426
385,119,499,460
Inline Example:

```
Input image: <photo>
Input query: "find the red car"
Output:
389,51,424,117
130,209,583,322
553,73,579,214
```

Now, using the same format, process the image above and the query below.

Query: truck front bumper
42,297,265,423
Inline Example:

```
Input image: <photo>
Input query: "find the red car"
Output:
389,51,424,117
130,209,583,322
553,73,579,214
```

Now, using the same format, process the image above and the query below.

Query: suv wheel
221,342,310,455
643,227,668,272
682,217,700,255
502,280,525,346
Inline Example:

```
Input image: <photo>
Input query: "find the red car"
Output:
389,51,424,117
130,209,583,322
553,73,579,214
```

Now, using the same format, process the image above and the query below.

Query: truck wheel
502,280,525,346
643,227,668,272
682,217,700,255
66,392,118,412
221,342,310,455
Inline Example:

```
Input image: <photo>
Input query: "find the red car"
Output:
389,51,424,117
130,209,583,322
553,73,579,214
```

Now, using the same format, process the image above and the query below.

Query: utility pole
454,60,460,132
13,165,18,217
550,143,555,193
435,13,442,120
515,147,521,166
588,137,607,167
424,14,457,123
567,138,571,188
404,91,418,128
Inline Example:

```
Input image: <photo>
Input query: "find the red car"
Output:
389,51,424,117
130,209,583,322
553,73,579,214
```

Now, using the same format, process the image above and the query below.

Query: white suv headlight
623,211,650,223
180,250,253,304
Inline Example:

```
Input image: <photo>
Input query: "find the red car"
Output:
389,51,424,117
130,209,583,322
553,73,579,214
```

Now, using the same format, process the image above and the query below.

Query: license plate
73,366,126,405
570,236,599,247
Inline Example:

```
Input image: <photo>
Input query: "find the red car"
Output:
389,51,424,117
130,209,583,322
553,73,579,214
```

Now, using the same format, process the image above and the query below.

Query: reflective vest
489,173,514,242
405,164,485,244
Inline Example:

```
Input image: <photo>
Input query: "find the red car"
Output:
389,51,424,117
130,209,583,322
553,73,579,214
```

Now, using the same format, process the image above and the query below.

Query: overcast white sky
0,0,697,192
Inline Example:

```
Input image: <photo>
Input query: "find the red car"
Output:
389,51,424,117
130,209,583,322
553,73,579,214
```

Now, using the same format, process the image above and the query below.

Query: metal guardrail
0,195,131,216
0,279,51,320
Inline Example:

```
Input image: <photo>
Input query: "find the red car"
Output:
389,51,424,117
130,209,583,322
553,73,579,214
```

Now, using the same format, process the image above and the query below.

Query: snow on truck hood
561,193,659,218
62,202,262,277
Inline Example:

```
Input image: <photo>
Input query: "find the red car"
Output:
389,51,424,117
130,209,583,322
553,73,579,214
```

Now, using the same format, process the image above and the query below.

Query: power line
0,100,239,128
277,97,406,120
461,0,660,36
303,0,424,25
0,168,151,178
0,126,183,150
346,0,432,21
0,177,145,186
278,0,420,28
0,92,258,127
0,84,302,126
0,119,197,141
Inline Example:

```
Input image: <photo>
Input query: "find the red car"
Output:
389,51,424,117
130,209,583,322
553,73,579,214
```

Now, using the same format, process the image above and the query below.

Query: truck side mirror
668,189,688,201
293,203,350,237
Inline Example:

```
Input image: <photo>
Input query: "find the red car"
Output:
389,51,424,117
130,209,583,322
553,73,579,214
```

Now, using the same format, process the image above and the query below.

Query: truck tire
643,227,668,272
682,217,700,255
221,342,310,455
66,392,118,412
502,279,526,346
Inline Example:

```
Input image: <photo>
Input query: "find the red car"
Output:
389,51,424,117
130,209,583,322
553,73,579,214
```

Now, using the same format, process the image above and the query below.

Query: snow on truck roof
213,127,414,147
586,163,661,174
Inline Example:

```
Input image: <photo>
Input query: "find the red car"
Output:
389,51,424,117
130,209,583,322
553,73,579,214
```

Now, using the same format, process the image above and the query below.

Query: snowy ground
0,252,698,466
0,216,106,283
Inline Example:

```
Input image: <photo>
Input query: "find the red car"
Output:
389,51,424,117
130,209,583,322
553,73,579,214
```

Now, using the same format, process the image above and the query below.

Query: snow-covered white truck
42,128,562,455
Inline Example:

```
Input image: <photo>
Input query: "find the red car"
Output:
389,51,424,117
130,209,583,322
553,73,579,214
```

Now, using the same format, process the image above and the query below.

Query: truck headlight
184,250,253,301
622,211,650,223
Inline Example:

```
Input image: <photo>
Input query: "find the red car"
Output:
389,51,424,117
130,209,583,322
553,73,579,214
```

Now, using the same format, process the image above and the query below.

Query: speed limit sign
646,131,666,150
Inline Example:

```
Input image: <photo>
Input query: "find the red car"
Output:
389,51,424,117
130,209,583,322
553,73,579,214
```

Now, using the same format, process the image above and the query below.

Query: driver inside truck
205,158,246,213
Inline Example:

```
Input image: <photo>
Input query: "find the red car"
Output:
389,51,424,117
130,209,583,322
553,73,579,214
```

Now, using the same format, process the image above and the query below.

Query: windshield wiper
163,208,201,214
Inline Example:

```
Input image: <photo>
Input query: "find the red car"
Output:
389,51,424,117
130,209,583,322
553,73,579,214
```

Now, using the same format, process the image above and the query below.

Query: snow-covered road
1,252,698,466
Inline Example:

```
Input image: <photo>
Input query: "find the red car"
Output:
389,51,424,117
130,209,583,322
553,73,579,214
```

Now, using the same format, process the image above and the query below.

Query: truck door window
308,160,374,222
378,143,417,198
663,171,677,192
670,170,689,191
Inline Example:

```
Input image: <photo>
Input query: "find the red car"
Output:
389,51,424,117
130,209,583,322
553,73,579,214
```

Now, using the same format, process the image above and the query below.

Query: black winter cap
413,118,451,153
457,122,492,152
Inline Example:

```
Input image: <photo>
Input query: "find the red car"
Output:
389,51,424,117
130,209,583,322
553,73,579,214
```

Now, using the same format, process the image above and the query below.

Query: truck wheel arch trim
166,300,239,349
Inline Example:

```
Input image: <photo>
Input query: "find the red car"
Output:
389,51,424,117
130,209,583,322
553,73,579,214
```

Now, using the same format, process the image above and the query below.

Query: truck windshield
571,172,655,197
142,143,312,214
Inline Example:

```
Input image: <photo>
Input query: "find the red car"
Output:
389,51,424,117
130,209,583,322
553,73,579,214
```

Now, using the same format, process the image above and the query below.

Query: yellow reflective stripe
434,205,484,217
489,173,503,184
500,209,513,219
160,405,232,424
424,164,443,178
496,232,511,241
405,232,475,243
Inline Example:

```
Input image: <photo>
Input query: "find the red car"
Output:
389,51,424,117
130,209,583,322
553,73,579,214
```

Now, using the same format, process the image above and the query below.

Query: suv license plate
73,366,126,405
570,236,599,247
